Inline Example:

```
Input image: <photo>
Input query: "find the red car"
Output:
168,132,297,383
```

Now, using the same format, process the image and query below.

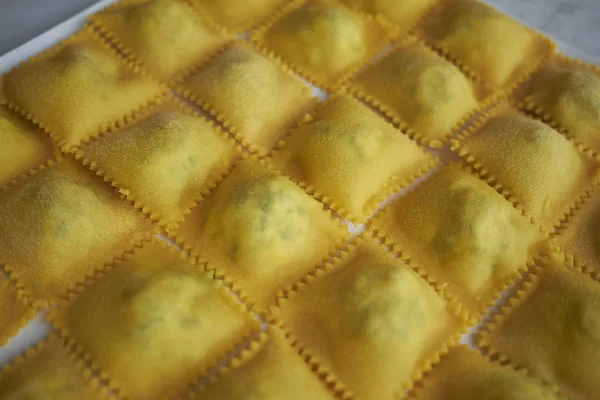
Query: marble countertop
0,0,598,58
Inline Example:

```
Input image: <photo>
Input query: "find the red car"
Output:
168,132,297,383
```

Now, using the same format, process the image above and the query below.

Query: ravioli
190,0,286,33
175,158,348,311
270,95,437,222
77,99,238,229
177,44,315,155
369,167,542,316
0,278,36,346
349,38,485,147
253,0,391,86
478,253,600,400
0,157,154,305
413,346,564,400
0,105,56,187
90,0,229,80
2,27,165,151
341,0,438,29
0,335,104,400
51,240,258,400
416,0,553,88
191,326,333,400
522,56,600,155
272,236,463,399
452,104,598,230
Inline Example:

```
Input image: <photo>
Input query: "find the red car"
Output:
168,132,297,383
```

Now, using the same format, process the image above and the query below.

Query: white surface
0,0,598,393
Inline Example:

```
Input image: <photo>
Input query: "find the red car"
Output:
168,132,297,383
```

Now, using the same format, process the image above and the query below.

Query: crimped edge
47,237,261,400
267,100,440,224
0,274,38,347
551,175,600,237
173,40,318,156
0,157,59,193
73,94,243,231
342,34,505,148
249,0,397,91
3,24,169,153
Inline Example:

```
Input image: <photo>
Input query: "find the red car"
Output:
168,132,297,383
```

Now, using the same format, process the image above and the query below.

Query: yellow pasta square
369,166,543,317
174,158,349,312
0,156,155,306
411,345,566,399
270,95,437,223
416,0,554,90
49,239,259,400
0,104,57,188
188,326,334,399
0,334,106,400
340,0,439,31
251,0,393,88
89,0,230,80
1,26,166,151
478,252,600,400
347,36,494,148
189,0,287,33
76,98,239,230
520,54,600,157
272,235,464,400
451,103,600,231
177,43,316,155
555,188,600,277
0,278,36,346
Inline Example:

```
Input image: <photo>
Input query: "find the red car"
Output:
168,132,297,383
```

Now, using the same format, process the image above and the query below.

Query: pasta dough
0,157,154,305
0,105,56,187
349,38,484,147
0,335,103,400
174,158,348,310
341,0,438,29
479,254,600,400
191,327,333,400
0,279,35,346
254,0,390,85
2,27,165,150
189,0,285,32
453,104,598,230
273,237,462,399
78,99,238,229
54,240,258,400
270,95,437,222
413,346,565,400
90,0,229,80
178,44,315,155
370,167,542,315
523,56,600,155
417,0,552,88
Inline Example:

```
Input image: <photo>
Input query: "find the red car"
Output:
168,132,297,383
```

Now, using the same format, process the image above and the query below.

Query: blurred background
0,0,598,57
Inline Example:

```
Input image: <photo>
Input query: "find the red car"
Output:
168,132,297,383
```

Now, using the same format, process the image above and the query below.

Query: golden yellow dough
190,0,285,32
418,0,550,87
370,167,541,314
0,157,154,304
0,335,103,400
413,346,564,400
350,39,481,147
341,0,438,28
192,327,333,400
270,95,436,222
175,159,348,311
58,240,257,400
273,237,462,400
257,0,390,84
79,101,237,229
524,57,600,154
556,190,600,274
0,106,55,187
3,28,164,150
90,0,229,80
0,279,34,346
179,45,315,155
479,255,600,400
455,105,597,229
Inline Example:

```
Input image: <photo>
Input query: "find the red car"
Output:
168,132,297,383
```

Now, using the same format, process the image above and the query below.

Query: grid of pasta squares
0,0,600,399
